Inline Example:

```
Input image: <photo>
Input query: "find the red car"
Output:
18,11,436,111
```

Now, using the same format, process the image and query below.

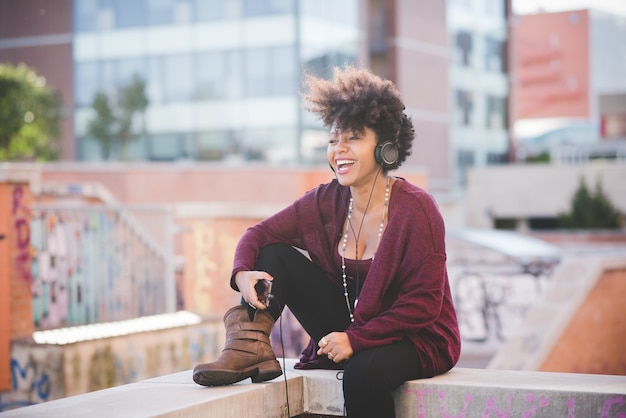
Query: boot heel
252,359,283,383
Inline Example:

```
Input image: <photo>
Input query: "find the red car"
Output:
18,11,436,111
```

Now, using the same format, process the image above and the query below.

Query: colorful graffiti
0,344,63,412
0,322,222,412
404,388,626,418
29,206,172,329
12,186,33,288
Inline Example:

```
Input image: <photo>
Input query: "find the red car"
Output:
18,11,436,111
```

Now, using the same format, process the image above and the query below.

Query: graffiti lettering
482,394,513,418
12,186,33,288
403,389,625,418
602,396,626,418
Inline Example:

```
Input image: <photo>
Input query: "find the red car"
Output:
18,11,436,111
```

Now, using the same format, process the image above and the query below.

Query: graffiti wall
0,320,223,412
180,218,252,317
29,206,172,329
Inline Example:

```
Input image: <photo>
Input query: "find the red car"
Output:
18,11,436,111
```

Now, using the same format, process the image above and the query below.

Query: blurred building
510,9,626,161
447,0,511,188
1,0,518,194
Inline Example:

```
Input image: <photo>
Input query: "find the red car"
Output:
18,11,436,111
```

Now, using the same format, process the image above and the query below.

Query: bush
558,177,622,229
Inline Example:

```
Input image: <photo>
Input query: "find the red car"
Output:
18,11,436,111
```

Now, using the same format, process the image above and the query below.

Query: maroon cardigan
231,178,461,376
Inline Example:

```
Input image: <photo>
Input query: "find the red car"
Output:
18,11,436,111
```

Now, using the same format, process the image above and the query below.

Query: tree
559,177,623,229
87,92,116,159
0,63,62,161
86,74,148,160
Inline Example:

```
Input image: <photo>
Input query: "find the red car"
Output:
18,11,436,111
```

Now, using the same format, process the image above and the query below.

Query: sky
512,0,626,16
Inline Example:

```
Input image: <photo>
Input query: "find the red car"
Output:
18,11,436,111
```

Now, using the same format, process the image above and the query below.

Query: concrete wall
540,266,626,374
489,257,626,375
0,320,223,412
2,363,625,418
0,169,37,392
466,162,626,228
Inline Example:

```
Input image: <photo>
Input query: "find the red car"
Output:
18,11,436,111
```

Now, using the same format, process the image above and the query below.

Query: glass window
300,0,357,24
486,95,507,129
196,51,227,99
195,131,230,160
455,89,474,126
242,0,294,16
195,0,230,21
148,133,182,160
240,127,295,162
484,0,505,18
485,37,505,73
244,49,271,96
487,152,507,164
271,46,296,95
456,149,475,185
147,0,176,25
74,0,100,32
118,58,146,90
244,46,298,97
455,31,472,67
147,57,165,104
75,61,100,107
163,54,194,101
304,52,357,80
113,0,147,28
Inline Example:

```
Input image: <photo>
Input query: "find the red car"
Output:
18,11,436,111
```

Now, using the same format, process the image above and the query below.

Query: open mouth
336,159,356,173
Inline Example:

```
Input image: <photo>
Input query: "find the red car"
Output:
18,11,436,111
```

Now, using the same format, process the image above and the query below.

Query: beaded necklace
341,176,390,322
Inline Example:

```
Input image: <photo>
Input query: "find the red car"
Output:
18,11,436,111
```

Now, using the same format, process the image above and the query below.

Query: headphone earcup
375,141,399,168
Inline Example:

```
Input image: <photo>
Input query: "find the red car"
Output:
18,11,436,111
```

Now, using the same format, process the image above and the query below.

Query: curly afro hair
302,66,414,171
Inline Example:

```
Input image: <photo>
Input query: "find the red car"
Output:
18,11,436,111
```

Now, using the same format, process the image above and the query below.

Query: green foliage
559,177,623,229
86,74,148,160
0,63,62,161
526,151,550,163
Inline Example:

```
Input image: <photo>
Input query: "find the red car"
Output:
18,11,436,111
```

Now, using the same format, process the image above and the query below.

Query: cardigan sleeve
229,181,343,291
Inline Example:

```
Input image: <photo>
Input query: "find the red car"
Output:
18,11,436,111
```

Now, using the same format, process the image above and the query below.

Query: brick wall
0,181,35,391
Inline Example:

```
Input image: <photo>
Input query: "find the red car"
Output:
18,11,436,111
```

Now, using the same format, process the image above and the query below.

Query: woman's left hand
317,332,353,363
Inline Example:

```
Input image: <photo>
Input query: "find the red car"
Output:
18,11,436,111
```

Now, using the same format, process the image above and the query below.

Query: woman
192,66,461,417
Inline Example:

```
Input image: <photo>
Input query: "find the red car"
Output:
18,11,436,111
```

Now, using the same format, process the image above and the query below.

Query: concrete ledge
2,360,625,417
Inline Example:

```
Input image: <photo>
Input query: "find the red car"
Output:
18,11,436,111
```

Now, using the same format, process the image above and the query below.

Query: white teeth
336,159,355,166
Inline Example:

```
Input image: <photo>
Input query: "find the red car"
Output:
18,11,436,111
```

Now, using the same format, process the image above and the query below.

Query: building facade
511,9,626,159
447,0,511,189
72,0,360,163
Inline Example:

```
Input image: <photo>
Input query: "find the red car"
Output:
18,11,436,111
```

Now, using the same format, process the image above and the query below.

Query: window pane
74,0,99,32
243,0,294,16
271,46,296,95
244,49,270,96
164,54,194,101
147,0,176,25
196,52,226,99
456,89,474,126
486,95,507,129
113,0,147,28
75,61,100,106
148,133,181,160
455,31,472,67
195,0,227,21
196,131,229,160
147,57,165,104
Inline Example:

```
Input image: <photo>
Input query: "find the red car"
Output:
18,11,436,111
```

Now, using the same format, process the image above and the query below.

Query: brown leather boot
192,305,283,386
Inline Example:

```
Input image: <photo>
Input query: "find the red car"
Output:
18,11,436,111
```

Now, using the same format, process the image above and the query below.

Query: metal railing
29,204,175,330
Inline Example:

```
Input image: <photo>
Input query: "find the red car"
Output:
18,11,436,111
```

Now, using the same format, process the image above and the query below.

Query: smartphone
255,279,273,307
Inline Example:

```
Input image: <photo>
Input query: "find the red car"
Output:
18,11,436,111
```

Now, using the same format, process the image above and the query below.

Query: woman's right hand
234,270,274,310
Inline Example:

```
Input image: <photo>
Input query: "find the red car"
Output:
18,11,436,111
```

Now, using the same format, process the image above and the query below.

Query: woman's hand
317,332,353,363
234,271,273,310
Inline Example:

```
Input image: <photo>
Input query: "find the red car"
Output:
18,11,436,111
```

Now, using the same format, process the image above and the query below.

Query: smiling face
327,124,381,187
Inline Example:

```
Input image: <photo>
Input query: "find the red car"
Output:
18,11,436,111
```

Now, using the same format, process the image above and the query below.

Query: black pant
245,243,423,418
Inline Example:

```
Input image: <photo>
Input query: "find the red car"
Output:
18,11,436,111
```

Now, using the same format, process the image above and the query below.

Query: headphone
374,140,399,169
